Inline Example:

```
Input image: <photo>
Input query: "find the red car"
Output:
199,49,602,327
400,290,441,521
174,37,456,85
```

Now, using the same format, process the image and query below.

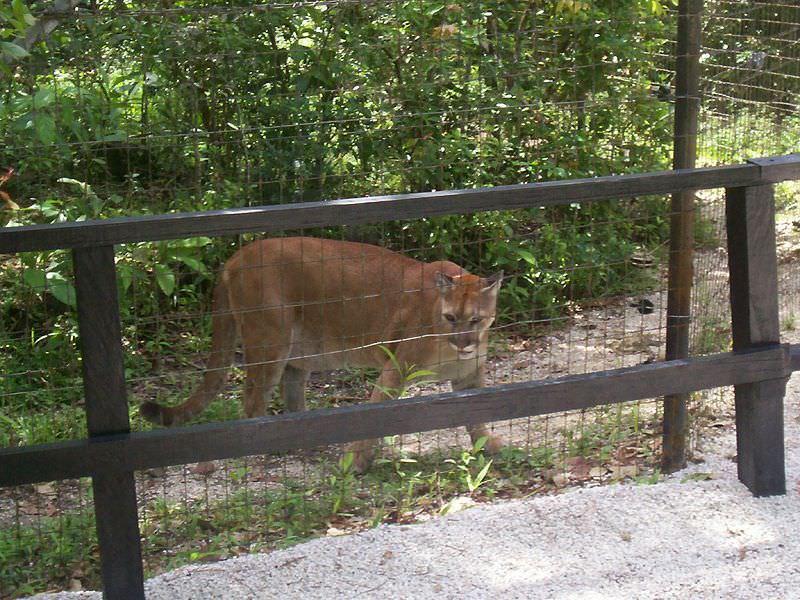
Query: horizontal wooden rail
1,155,798,253
0,344,790,487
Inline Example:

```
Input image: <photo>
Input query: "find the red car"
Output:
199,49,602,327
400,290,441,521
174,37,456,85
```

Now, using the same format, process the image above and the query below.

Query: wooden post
662,0,703,473
725,184,786,496
73,246,145,598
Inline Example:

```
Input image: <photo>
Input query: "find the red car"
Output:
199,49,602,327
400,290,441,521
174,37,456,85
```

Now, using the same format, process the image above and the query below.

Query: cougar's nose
449,335,476,353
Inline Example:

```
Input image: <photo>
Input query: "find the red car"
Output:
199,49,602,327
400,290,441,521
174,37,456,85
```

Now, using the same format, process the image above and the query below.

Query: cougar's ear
435,271,456,292
483,270,504,291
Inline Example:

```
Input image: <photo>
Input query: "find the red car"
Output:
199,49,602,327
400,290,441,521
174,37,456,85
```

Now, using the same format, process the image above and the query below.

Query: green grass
0,505,99,597
699,110,800,166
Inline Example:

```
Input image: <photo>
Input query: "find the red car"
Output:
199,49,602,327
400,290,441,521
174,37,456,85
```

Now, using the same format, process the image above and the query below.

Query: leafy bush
1,0,675,435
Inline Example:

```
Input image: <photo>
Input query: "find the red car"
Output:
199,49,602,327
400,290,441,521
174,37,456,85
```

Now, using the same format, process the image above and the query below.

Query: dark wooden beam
726,184,786,497
0,345,789,487
73,246,145,599
749,154,800,184
662,0,703,473
0,163,771,253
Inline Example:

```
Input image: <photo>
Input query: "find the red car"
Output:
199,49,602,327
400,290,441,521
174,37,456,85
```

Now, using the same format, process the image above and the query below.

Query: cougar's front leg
453,365,505,455
347,360,403,473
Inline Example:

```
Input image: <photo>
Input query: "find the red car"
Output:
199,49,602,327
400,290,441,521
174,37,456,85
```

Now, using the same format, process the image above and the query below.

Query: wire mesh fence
0,0,797,597
693,0,800,437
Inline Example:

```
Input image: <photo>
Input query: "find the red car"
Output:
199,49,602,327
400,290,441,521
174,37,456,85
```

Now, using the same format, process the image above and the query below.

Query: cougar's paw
346,440,376,473
139,402,172,426
482,435,506,456
139,401,162,424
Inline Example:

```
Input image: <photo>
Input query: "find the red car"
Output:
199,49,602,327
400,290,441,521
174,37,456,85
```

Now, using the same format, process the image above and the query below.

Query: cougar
140,236,504,470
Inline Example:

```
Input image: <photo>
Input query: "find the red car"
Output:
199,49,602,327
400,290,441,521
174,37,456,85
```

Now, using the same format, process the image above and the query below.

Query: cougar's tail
140,276,237,426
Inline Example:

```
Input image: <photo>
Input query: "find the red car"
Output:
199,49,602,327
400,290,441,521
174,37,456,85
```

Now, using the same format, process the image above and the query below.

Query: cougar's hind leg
242,348,288,418
281,365,308,412
240,323,291,419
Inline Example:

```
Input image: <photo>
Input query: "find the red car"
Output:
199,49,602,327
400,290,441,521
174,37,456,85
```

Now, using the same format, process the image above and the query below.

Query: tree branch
2,0,82,73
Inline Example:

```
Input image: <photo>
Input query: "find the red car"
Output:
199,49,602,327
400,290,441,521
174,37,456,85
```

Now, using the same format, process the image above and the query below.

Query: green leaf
153,264,175,296
24,268,77,307
469,459,493,493
57,177,89,190
33,113,56,145
46,272,77,307
472,435,488,453
12,0,28,21
405,368,435,383
117,265,133,295
296,74,311,93
339,452,354,473
513,248,536,264
23,267,47,291
101,132,127,142
33,88,55,108
0,41,28,59
173,255,208,274
169,237,212,248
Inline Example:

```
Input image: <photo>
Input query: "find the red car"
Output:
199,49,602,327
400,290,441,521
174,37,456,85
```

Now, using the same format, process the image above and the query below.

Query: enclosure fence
1,154,798,598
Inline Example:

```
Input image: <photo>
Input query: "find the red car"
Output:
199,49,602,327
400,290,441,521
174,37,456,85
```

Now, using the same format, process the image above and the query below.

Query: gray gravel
31,372,800,600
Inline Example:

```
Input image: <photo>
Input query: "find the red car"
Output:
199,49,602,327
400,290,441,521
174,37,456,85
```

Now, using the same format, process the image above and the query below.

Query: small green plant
633,468,662,486
680,472,718,483
373,345,436,399
782,312,797,332
328,452,357,514
692,313,731,354
444,436,494,495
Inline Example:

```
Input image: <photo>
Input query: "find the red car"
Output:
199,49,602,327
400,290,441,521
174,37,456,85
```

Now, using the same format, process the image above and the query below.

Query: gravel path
31,372,800,600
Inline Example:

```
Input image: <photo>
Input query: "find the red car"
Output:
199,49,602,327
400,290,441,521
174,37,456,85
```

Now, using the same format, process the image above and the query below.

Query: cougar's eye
470,316,483,324
444,313,457,323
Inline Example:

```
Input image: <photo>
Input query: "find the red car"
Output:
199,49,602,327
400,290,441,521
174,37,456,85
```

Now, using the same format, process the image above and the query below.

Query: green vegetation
1,403,661,597
1,0,676,445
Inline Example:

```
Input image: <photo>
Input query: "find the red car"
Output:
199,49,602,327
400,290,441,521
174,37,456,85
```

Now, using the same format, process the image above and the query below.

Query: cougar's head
435,270,503,359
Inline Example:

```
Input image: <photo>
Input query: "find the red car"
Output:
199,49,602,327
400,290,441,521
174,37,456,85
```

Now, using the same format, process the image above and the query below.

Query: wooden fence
1,154,799,598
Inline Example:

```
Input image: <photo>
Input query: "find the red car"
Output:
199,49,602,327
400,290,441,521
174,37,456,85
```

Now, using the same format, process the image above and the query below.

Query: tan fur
140,236,503,470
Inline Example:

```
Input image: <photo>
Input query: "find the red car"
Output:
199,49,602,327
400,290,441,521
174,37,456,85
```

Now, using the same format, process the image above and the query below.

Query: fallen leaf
680,472,719,483
34,483,56,496
609,464,639,479
19,502,40,516
614,445,639,463
738,546,748,561
432,24,459,38
440,496,476,515
589,467,607,478
566,456,593,480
